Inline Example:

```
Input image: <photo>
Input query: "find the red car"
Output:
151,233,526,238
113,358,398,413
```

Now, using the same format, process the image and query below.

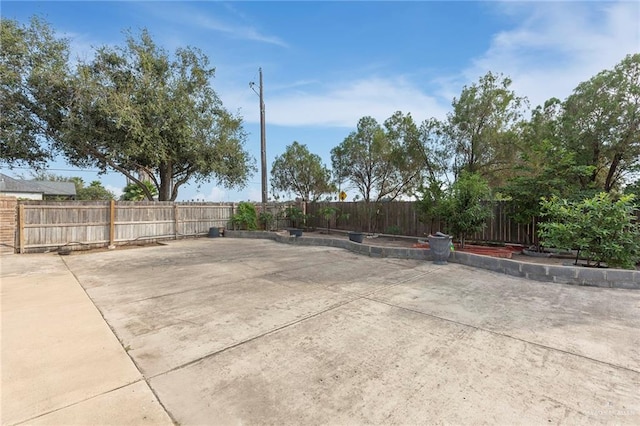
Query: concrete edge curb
223,230,639,289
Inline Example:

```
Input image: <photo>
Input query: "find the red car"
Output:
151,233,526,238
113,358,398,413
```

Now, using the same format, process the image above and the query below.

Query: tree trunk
158,164,172,201
604,153,621,192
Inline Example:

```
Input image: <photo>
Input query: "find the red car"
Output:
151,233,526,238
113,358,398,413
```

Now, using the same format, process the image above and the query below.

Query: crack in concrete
364,296,640,376
146,269,439,380
60,256,180,425
12,380,145,426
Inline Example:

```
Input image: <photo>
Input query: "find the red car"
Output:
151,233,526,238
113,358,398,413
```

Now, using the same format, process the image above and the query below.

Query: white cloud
220,76,449,128
104,184,123,200
192,15,288,48
462,1,640,109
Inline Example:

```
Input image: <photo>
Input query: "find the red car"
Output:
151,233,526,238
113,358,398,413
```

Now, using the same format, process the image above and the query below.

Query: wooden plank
109,200,115,247
18,204,25,254
174,204,179,239
23,222,109,228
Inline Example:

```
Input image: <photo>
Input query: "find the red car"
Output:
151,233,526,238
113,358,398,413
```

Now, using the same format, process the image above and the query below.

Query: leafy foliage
415,178,446,230
1,17,70,167
76,180,115,200
271,141,334,201
330,113,422,203
443,72,526,186
121,181,157,201
318,206,339,234
258,211,274,231
560,53,640,192
231,202,257,230
60,29,254,201
439,173,493,248
500,138,595,244
539,193,640,269
284,206,307,229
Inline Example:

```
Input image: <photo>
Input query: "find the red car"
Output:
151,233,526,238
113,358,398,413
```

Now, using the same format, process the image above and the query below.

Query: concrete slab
151,298,639,425
0,254,171,425
9,238,640,425
26,381,171,426
372,263,640,371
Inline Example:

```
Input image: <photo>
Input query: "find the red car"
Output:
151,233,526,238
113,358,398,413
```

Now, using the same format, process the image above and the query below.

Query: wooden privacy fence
307,201,538,246
15,200,299,253
15,201,226,253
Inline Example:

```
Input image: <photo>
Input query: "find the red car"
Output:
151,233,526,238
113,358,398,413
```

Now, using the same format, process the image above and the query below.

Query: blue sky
2,1,639,201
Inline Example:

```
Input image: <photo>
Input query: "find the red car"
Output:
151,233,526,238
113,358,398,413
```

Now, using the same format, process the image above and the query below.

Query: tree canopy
270,141,334,202
330,113,422,204
61,30,254,201
560,53,640,192
443,72,526,186
0,17,70,167
1,18,255,201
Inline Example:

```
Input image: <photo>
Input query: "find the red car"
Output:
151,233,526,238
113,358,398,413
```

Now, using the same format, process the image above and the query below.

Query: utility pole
259,68,267,211
251,68,268,212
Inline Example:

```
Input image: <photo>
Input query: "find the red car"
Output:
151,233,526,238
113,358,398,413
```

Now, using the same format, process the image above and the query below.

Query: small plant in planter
318,206,339,234
385,225,402,240
258,211,274,231
284,206,307,236
284,206,304,228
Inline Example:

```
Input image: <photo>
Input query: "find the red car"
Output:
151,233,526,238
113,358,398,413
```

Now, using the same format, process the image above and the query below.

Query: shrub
318,206,339,234
231,202,258,230
539,193,640,269
258,211,274,231
284,206,305,228
439,172,493,248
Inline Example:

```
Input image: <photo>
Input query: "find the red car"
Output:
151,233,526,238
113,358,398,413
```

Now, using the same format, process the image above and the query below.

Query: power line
1,166,104,173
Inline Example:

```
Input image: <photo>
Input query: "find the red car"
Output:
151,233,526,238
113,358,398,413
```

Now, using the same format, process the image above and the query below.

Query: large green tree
501,98,595,244
270,141,334,202
331,113,423,232
60,29,254,201
561,53,640,192
0,17,70,167
443,72,527,186
331,113,422,204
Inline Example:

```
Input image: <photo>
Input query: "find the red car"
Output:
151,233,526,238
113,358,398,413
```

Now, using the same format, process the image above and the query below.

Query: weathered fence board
14,200,298,253
15,201,237,252
307,201,539,246
0,196,17,254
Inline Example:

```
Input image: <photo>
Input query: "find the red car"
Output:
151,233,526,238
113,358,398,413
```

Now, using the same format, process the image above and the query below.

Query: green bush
231,202,258,230
539,193,640,269
439,172,493,248
258,211,274,231
284,206,305,228
318,206,339,234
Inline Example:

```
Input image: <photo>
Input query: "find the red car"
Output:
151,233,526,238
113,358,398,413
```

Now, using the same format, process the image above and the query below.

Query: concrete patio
2,238,639,425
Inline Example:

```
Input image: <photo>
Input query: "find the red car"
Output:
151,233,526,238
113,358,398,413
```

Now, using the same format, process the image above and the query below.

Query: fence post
109,200,115,248
18,204,25,254
174,203,179,239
